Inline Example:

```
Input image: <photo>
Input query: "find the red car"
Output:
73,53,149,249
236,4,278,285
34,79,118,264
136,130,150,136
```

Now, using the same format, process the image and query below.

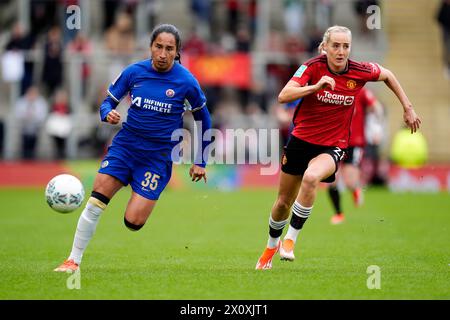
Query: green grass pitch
0,162,449,299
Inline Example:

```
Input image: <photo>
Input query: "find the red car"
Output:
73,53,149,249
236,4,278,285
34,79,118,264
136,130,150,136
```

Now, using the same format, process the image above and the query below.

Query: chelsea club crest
166,89,175,97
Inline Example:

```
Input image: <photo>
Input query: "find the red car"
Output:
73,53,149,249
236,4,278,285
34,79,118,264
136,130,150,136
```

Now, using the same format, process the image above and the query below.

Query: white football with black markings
45,174,85,213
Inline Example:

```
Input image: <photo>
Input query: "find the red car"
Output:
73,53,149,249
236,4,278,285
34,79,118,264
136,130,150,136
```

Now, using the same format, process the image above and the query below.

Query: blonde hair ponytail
317,25,352,54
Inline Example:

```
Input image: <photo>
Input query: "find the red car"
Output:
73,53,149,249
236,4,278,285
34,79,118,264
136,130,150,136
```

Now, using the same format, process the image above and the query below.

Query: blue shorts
99,129,173,200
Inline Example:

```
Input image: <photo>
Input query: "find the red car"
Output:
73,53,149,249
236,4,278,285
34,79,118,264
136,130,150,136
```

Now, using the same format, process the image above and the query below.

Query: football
45,174,85,213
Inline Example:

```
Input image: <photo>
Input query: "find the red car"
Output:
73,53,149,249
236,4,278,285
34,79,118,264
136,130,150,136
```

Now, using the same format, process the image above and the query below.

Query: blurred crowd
0,0,389,170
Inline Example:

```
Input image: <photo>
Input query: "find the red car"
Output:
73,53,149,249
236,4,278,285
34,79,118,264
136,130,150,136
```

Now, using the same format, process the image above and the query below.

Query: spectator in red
41,26,64,97
45,89,72,159
67,33,93,96
182,28,208,56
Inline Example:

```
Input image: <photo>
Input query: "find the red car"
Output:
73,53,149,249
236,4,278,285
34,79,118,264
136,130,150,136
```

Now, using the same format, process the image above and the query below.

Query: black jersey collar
326,57,349,75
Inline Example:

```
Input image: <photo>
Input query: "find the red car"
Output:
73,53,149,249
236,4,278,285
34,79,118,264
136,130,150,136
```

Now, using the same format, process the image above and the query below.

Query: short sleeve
362,62,381,82
185,76,207,112
107,65,133,103
291,64,313,86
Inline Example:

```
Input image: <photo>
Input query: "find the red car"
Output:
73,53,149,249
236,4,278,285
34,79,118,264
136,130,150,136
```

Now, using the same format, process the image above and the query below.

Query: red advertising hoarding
183,53,252,89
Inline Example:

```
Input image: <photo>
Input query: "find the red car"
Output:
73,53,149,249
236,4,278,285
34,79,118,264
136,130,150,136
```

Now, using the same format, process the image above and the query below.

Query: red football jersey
290,54,381,149
349,87,377,147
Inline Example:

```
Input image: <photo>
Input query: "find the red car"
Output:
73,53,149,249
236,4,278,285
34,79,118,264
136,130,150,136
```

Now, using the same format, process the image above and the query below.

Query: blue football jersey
102,59,206,144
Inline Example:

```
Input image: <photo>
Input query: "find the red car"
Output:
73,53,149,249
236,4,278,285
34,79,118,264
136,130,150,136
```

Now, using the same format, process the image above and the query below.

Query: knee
302,171,320,190
274,197,294,212
124,217,145,231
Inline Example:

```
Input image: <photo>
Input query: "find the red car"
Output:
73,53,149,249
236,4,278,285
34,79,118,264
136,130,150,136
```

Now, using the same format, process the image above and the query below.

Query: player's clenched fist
106,110,121,124
189,164,207,183
315,76,336,91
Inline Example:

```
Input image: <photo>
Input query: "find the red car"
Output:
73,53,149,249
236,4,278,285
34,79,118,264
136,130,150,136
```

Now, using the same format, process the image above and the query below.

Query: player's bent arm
278,77,335,103
278,80,318,103
99,96,118,122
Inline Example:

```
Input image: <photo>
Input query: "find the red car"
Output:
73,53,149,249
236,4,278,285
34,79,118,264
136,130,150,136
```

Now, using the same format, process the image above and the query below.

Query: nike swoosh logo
133,84,142,88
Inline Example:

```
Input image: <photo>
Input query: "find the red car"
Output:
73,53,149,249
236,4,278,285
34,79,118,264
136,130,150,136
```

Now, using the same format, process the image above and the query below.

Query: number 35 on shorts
141,172,160,190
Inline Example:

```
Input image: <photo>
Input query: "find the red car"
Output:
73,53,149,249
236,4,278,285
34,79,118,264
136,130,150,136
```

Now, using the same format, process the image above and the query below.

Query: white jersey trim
107,90,120,103
191,102,206,112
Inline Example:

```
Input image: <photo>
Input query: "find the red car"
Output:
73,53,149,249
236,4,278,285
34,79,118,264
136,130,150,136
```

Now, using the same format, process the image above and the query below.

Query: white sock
284,225,300,244
68,198,106,265
267,216,288,248
284,201,313,243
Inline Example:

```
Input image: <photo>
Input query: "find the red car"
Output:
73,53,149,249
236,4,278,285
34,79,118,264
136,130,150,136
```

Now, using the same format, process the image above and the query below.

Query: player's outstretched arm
377,66,421,133
190,106,211,183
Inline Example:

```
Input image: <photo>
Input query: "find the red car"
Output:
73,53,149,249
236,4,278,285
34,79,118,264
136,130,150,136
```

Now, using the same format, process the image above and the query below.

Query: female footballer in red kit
256,25,421,270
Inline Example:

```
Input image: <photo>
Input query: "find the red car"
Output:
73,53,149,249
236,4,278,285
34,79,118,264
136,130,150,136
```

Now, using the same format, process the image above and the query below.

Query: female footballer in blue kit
55,24,212,272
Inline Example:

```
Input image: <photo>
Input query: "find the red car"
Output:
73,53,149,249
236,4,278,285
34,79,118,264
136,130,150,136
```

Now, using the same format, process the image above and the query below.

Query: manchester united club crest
346,80,357,89
166,89,175,97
